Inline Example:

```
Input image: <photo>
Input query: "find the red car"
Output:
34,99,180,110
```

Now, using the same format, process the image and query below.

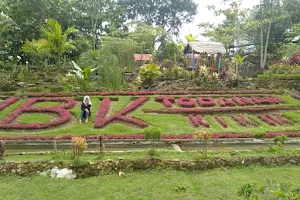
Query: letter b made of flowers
0,97,76,129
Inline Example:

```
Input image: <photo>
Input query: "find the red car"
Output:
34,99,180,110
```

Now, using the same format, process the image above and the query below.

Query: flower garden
1,90,300,140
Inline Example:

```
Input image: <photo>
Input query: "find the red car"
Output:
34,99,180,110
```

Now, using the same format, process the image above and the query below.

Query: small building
184,41,226,72
134,54,152,62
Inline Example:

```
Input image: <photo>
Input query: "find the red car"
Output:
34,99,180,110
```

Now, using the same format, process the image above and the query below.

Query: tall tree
71,0,125,50
118,0,198,36
2,0,74,57
247,0,284,68
128,22,169,55
199,0,246,50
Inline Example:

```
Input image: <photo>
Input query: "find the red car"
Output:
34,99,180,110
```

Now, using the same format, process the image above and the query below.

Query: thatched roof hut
184,41,226,55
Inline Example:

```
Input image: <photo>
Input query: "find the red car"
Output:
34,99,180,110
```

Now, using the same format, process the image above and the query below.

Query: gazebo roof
185,41,226,54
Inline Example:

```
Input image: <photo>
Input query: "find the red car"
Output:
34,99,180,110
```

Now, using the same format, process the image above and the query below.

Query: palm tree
36,19,78,66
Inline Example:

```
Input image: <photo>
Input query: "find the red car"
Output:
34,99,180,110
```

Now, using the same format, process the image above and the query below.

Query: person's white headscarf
83,96,92,105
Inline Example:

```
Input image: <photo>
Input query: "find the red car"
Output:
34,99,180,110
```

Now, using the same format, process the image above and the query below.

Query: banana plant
185,34,199,42
231,55,248,84
68,60,100,80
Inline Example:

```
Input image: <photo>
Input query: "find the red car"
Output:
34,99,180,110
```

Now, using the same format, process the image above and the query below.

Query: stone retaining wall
0,156,299,178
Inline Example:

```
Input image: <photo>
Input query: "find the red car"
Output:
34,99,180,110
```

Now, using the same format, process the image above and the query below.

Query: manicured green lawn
0,165,299,200
4,149,300,162
0,94,300,136
17,113,54,124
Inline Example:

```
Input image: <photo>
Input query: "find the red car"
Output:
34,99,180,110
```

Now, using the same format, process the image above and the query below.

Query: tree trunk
91,18,96,51
260,0,264,69
57,54,61,67
263,22,272,68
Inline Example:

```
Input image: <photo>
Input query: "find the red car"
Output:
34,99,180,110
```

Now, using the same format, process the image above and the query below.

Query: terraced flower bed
0,90,300,139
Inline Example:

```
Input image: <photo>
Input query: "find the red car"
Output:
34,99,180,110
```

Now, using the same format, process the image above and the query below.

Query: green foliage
139,63,161,88
35,18,78,66
72,137,88,165
277,43,300,59
119,0,197,36
159,41,183,63
274,135,288,146
128,22,168,55
146,148,159,157
185,34,198,42
102,36,136,72
22,40,49,66
171,65,188,78
199,0,245,47
72,50,122,91
238,179,300,200
144,127,162,153
263,63,300,76
253,132,266,139
144,127,162,142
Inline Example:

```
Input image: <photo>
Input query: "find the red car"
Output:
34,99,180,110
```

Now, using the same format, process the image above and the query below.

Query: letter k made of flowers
94,97,149,128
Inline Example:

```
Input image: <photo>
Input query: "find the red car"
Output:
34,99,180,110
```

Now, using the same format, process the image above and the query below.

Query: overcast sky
178,0,261,42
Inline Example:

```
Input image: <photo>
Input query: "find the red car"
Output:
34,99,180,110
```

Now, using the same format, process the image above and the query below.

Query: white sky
178,0,261,42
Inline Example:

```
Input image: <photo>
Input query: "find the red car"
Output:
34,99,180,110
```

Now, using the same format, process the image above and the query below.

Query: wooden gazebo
184,41,226,72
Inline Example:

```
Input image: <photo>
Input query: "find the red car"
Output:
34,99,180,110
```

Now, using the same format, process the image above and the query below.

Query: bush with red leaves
94,97,148,128
0,97,19,111
0,97,76,129
178,97,196,108
257,114,277,126
197,98,216,107
214,116,228,128
219,97,236,107
143,105,296,114
188,114,210,128
155,97,175,107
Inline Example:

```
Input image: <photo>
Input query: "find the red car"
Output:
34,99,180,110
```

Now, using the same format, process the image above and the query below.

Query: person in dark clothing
79,96,92,124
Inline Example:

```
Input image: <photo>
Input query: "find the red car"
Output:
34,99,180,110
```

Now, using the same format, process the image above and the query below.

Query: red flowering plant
178,97,196,108
197,98,216,107
257,114,277,126
257,114,293,126
155,97,175,107
0,97,76,129
94,97,148,128
188,114,210,128
143,105,296,115
0,96,19,111
231,115,257,127
214,116,228,128
218,97,236,107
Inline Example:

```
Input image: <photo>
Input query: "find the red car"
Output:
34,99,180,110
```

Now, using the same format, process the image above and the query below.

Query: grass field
4,148,300,162
0,94,300,136
0,165,299,200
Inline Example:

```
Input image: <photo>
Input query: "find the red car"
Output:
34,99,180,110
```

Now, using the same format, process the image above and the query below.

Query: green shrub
238,179,300,199
253,132,266,139
263,63,300,76
72,137,88,165
139,63,161,88
274,135,288,146
144,127,162,153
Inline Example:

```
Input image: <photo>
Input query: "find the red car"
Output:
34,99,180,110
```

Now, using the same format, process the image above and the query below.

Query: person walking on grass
79,96,92,124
